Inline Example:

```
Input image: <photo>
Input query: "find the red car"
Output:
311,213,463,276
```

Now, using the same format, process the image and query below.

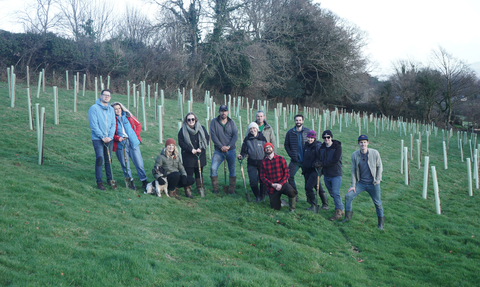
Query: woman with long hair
178,112,209,198
154,138,195,200
111,102,147,190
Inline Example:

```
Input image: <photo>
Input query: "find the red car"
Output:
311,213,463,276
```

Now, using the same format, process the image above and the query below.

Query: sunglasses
323,136,331,139
187,118,195,122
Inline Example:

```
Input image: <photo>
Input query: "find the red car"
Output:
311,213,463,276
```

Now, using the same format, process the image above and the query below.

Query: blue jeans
92,140,113,183
345,182,384,217
115,139,147,181
288,161,303,194
324,176,343,211
210,149,236,177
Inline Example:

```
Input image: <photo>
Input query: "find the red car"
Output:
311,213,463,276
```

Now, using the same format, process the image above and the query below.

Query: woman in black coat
302,130,328,211
178,112,210,197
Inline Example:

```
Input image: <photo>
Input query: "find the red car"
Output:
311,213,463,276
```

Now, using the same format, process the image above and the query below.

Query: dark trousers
166,172,195,192
268,183,296,210
288,161,303,195
185,166,204,179
92,140,113,183
304,170,325,196
247,162,266,199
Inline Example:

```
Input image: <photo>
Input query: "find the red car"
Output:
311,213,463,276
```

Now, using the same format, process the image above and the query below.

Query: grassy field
1,81,479,286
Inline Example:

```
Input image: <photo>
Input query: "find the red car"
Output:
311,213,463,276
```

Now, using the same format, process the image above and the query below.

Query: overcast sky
1,0,479,77
316,0,480,76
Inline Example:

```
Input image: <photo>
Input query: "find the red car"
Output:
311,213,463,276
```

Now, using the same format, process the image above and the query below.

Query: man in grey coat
342,135,385,230
210,105,238,194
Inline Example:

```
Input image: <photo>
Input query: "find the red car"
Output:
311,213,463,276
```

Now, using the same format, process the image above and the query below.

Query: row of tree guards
5,66,479,214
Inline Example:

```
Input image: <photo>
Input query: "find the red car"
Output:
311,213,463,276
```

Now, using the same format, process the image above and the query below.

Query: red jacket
113,113,142,151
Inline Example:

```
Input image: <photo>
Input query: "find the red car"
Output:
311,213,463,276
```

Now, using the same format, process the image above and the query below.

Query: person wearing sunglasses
342,135,384,230
316,130,344,221
178,112,210,198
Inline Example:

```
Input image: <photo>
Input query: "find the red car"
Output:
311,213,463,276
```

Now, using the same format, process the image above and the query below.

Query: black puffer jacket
318,139,342,177
302,140,322,175
178,125,210,168
239,132,267,166
284,126,311,163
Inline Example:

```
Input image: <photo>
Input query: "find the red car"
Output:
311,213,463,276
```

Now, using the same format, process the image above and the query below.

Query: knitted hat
306,130,317,138
248,122,259,131
322,130,333,138
264,142,274,151
165,138,176,147
358,135,369,142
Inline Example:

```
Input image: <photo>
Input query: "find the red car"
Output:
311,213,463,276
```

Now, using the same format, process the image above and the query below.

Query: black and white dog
144,166,169,197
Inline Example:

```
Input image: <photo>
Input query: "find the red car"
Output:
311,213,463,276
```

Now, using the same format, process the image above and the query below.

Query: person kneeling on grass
342,135,385,230
154,138,195,200
260,143,296,212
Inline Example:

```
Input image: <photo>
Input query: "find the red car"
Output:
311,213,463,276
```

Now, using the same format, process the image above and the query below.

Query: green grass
1,82,480,286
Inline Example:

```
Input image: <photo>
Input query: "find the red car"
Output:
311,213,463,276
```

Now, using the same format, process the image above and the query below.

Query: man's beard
295,123,302,128
265,149,273,155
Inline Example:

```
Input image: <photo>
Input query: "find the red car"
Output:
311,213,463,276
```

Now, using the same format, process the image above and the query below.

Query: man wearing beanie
260,143,296,212
342,135,385,230
210,105,239,194
316,130,344,221
284,114,311,200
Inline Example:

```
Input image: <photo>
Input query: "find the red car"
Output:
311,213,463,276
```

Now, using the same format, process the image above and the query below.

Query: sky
316,0,480,76
1,0,479,77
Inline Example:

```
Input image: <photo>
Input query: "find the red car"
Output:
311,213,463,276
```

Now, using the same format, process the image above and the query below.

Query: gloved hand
181,175,188,185
314,161,323,168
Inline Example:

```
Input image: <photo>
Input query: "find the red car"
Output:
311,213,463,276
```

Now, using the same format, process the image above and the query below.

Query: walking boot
128,179,137,190
288,196,296,212
378,216,385,230
251,186,260,202
195,178,202,192
211,176,219,194
305,193,317,211
319,192,329,210
184,186,193,198
229,177,236,194
330,209,345,221
341,211,353,223
142,180,148,191
171,188,181,200
97,182,106,191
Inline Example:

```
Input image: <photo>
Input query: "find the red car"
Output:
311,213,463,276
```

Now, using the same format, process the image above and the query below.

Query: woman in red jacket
111,102,148,190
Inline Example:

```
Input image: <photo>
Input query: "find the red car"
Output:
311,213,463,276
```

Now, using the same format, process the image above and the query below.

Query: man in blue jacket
88,89,116,190
284,114,310,200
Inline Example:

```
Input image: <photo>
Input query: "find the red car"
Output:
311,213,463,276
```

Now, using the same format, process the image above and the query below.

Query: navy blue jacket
284,126,311,163
318,139,342,177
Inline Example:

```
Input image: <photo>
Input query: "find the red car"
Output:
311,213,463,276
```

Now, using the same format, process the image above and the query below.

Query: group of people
88,90,385,229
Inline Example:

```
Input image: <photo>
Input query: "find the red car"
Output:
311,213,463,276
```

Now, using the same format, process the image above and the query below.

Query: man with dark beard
284,114,310,200
260,143,296,212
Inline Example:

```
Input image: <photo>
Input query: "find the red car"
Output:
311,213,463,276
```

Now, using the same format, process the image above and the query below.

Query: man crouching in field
260,142,296,212
342,135,385,230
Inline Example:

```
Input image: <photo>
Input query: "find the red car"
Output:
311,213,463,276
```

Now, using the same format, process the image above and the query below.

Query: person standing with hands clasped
342,135,385,230
88,89,116,190
316,130,344,221
178,112,210,198
302,130,328,211
210,105,238,194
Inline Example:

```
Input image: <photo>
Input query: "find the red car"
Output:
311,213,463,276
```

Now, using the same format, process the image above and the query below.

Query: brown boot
195,178,202,191
171,188,181,200
211,176,219,194
97,182,106,190
229,176,236,194
184,186,193,198
330,209,345,221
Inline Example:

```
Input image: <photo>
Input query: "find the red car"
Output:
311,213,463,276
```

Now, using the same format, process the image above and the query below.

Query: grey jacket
154,148,187,178
350,148,383,187
246,120,276,149
210,116,238,151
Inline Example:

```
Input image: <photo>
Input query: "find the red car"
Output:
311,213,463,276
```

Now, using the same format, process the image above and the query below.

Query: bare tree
17,0,62,35
430,46,478,126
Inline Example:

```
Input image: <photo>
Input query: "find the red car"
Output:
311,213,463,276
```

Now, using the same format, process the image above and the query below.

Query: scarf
182,121,208,151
